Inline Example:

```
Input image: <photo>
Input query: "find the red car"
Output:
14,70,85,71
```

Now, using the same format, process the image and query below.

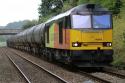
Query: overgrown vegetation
22,20,38,29
37,0,125,68
38,0,123,22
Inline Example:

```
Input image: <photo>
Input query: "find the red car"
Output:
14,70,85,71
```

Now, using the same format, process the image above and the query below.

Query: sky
0,0,41,26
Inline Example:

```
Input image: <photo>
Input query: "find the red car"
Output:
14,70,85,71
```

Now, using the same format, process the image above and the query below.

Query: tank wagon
7,4,113,67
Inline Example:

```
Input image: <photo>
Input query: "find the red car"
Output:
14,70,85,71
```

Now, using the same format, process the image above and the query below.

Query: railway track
8,48,125,83
6,54,31,83
0,48,27,83
9,48,111,83
78,70,111,83
78,68,125,83
7,49,68,83
103,67,125,79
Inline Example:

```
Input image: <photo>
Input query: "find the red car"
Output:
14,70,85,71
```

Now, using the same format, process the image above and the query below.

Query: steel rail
103,67,125,79
6,54,31,83
78,70,111,83
10,48,114,83
11,49,69,83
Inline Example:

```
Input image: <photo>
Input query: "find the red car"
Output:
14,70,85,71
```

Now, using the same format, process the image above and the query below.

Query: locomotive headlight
72,42,81,47
103,42,112,47
107,42,112,47
74,43,78,47
72,42,78,47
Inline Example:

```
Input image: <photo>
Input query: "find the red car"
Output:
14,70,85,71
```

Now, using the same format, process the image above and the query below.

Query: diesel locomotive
7,4,113,67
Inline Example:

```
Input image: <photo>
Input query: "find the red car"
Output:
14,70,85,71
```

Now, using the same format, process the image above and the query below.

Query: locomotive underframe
7,42,113,67
43,47,113,67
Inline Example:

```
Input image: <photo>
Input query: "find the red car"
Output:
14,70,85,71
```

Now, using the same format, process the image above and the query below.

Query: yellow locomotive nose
70,29,112,50
82,31,103,42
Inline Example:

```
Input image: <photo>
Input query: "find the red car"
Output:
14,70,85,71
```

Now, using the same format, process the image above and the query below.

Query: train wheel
55,50,60,60
48,52,53,62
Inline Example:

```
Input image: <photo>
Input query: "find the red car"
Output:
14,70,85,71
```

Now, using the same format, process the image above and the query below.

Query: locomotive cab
69,14,113,66
44,4,113,67
70,14,112,49
65,4,113,67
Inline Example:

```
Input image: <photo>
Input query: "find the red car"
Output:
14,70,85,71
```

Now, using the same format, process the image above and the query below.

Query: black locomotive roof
46,3,110,23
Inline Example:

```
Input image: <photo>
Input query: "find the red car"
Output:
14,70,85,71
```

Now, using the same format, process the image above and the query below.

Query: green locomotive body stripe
46,23,55,48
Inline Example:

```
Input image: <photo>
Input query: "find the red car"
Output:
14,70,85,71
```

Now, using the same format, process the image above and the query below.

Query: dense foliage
38,0,63,16
38,0,123,22
22,20,38,29
38,0,63,22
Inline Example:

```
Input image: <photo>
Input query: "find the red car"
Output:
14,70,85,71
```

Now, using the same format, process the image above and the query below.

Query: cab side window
65,16,71,29
45,24,50,43
58,19,64,44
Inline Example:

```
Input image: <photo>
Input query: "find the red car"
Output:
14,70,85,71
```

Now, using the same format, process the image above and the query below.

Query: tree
78,0,90,5
38,0,123,23
38,0,64,23
69,0,78,6
113,0,122,15
38,0,63,17
22,20,38,29
78,0,122,15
